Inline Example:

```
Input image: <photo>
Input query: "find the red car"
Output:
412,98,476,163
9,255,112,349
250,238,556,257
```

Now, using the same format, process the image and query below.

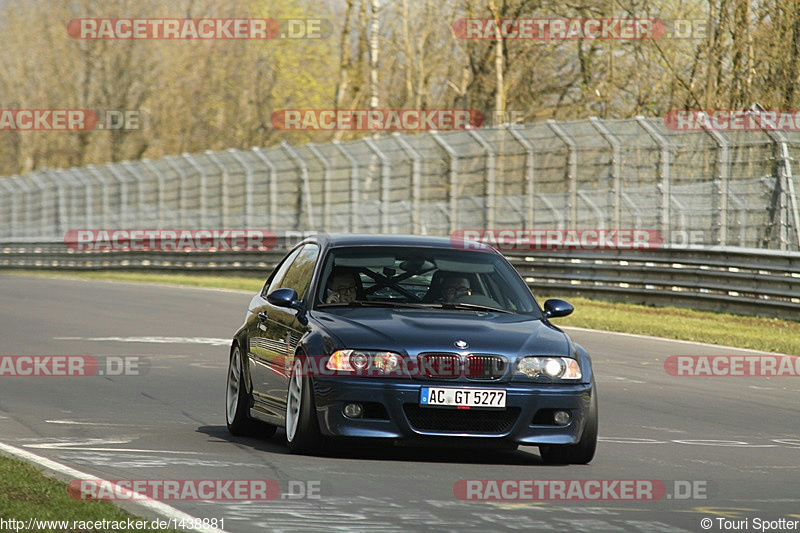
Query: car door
250,244,320,418
247,246,302,418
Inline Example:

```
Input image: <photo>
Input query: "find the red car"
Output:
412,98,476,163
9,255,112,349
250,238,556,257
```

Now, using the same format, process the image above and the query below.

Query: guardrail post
121,161,147,225
140,159,165,228
0,179,18,239
50,169,79,229
86,166,112,228
392,133,422,234
15,176,38,238
66,169,94,228
333,141,359,232
228,150,254,228
53,171,67,235
590,117,621,228
164,157,189,227
182,154,208,227
698,113,730,246
28,171,60,237
251,147,279,230
636,116,672,247
106,164,130,227
306,143,333,231
281,141,315,230
363,138,391,233
205,151,230,228
546,120,578,227
506,125,535,229
430,131,459,233
46,170,72,228
751,111,800,251
774,137,800,250
468,129,496,229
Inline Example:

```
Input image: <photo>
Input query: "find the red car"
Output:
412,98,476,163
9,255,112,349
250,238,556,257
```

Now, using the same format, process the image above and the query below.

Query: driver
440,274,472,303
326,270,359,304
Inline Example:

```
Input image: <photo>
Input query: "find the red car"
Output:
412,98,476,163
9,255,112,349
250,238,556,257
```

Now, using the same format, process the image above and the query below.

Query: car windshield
316,246,541,316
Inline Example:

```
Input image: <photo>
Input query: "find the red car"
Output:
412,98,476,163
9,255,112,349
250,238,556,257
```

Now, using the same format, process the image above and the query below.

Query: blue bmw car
226,234,597,464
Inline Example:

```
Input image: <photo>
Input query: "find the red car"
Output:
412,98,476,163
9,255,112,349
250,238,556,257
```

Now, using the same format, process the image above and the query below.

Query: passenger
440,274,472,303
325,270,360,304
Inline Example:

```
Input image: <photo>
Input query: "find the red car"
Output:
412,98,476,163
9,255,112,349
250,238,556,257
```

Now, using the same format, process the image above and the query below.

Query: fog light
343,403,363,418
553,410,571,426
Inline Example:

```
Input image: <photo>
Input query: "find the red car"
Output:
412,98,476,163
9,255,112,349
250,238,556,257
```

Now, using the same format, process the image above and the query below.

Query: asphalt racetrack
1,275,798,533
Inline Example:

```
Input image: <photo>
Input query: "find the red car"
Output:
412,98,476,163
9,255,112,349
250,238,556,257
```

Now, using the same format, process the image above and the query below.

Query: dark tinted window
263,247,303,297
276,244,319,300
316,246,540,315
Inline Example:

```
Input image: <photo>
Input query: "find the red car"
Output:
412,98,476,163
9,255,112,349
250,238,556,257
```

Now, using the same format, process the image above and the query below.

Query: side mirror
543,299,574,319
267,288,303,311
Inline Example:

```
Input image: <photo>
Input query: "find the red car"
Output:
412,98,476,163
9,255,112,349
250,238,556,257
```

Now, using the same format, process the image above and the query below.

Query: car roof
302,233,497,252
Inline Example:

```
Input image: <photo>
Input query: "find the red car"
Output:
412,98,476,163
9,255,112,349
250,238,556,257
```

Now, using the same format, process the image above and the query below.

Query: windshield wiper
317,300,431,309
434,302,513,314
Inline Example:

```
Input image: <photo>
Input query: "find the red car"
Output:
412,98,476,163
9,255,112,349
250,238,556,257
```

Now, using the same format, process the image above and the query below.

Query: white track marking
23,438,133,447
599,375,645,384
561,326,781,354
54,336,230,346
599,436,799,448
26,445,203,455
0,441,226,533
46,420,139,426
22,437,202,455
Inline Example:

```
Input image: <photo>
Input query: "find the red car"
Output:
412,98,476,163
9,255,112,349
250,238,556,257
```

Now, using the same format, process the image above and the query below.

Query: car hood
311,307,569,358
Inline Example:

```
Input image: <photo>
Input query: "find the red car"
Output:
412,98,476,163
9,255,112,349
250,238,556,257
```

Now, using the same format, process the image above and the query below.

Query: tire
226,343,277,438
285,355,322,454
539,389,598,465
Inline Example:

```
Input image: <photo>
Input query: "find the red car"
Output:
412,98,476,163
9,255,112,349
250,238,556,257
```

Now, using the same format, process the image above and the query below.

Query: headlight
326,350,403,375
372,352,401,373
517,356,581,379
350,352,369,370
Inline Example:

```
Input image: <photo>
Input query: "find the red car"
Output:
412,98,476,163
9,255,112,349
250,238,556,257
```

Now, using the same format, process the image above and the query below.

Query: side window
263,247,303,297
275,244,320,300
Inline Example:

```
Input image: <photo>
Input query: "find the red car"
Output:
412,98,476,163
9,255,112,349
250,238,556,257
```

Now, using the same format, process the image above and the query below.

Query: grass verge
0,454,180,532
548,295,799,355
4,269,799,354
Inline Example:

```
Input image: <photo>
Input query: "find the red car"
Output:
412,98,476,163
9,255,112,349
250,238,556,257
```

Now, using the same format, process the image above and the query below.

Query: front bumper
312,377,593,446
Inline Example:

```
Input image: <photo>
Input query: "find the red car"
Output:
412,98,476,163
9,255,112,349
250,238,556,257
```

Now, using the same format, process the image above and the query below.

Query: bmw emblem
454,340,469,349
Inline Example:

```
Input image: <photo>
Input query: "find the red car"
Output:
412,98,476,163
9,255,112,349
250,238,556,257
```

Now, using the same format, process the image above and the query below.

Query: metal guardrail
505,247,800,319
2,242,798,320
2,117,799,251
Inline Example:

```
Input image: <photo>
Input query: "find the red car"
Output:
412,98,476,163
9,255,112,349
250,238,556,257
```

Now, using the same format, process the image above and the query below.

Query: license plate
420,387,506,409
